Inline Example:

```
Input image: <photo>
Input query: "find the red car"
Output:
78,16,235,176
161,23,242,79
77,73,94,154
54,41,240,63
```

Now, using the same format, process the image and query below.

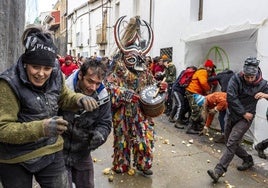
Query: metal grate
160,47,173,61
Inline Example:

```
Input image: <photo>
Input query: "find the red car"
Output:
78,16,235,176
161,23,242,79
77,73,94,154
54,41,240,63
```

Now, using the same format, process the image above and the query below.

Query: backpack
178,66,197,87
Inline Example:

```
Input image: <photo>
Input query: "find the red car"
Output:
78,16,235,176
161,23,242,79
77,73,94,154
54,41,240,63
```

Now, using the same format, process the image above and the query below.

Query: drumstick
153,77,166,98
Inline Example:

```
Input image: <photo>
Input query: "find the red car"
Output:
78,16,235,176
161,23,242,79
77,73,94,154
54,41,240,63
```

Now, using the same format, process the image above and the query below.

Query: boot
237,155,254,171
174,121,184,129
186,121,199,134
142,169,153,175
207,169,222,183
214,135,225,144
186,126,199,134
168,116,176,123
194,121,204,132
255,144,267,159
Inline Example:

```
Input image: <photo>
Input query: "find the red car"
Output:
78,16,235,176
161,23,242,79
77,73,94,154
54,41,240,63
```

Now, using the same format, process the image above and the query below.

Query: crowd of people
148,55,268,184
1,19,268,188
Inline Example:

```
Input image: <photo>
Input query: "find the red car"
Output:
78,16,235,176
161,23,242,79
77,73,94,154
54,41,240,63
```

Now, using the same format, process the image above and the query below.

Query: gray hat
243,57,259,75
243,65,258,75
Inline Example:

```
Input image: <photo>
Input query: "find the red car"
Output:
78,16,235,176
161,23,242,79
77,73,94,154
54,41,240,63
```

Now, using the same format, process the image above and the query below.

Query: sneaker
214,135,225,143
186,128,199,134
255,145,267,159
237,155,254,171
177,119,189,125
207,169,221,183
142,169,153,175
168,117,176,123
174,122,184,129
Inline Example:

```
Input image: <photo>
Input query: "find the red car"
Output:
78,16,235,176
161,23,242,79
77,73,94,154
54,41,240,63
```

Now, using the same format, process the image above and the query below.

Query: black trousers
0,151,69,188
256,138,268,150
170,90,189,121
215,118,251,174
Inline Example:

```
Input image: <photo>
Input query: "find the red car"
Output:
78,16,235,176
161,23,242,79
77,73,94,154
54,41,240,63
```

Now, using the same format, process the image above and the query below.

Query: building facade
42,0,268,144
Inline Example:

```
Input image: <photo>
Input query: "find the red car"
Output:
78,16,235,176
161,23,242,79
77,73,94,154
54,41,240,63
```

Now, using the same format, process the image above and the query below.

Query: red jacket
61,63,78,77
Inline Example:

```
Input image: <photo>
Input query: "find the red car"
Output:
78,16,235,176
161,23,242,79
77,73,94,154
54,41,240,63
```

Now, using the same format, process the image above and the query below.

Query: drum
139,85,166,117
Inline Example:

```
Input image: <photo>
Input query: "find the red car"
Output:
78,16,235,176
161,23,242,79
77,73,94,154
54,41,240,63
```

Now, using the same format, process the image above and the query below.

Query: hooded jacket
62,70,112,167
227,69,268,123
186,68,211,95
208,69,234,92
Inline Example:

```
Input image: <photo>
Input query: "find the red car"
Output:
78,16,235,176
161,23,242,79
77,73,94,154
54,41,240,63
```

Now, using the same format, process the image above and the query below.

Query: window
160,47,173,61
190,0,203,21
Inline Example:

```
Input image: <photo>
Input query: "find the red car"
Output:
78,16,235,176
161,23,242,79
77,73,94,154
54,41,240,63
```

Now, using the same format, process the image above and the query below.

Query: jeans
215,118,251,174
67,154,94,188
0,151,69,188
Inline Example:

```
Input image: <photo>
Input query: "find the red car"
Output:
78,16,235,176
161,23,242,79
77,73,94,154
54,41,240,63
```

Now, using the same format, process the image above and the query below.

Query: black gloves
89,131,104,150
43,116,68,137
78,96,99,111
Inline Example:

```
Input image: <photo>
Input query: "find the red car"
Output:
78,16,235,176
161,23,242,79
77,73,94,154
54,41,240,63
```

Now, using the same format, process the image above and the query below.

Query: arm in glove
123,90,140,103
88,131,105,150
43,116,68,137
78,96,99,112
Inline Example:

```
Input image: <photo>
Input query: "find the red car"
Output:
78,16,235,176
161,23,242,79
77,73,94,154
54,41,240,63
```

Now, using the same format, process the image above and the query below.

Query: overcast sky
38,0,57,14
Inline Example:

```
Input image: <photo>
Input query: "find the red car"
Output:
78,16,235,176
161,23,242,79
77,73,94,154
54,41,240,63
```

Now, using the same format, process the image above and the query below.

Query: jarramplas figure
105,16,168,176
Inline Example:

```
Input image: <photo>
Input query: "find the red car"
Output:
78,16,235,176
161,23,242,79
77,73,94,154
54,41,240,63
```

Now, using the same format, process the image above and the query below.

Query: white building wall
88,3,103,56
152,0,268,144
66,0,268,144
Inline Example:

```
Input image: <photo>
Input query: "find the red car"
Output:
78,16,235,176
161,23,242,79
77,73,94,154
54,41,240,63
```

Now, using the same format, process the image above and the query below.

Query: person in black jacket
208,68,234,92
207,57,268,183
254,107,268,159
169,66,197,129
61,58,112,188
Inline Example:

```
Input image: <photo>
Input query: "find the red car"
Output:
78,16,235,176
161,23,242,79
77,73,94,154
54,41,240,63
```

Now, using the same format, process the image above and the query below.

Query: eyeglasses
244,57,260,67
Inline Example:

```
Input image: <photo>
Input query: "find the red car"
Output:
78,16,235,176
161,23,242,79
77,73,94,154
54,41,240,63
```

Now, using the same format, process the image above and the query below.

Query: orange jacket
204,92,227,127
186,68,211,95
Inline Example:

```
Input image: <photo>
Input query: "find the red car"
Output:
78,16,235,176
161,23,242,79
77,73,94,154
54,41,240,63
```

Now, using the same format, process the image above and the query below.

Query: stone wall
0,0,25,72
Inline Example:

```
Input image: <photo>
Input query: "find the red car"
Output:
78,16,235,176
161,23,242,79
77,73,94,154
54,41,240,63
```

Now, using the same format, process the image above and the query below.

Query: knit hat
243,57,259,75
161,54,169,60
65,55,73,61
22,32,57,67
193,94,205,106
204,59,216,68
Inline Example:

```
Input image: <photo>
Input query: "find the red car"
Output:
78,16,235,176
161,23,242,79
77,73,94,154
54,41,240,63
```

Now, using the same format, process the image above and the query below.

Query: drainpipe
88,2,91,56
149,0,152,25
65,0,68,55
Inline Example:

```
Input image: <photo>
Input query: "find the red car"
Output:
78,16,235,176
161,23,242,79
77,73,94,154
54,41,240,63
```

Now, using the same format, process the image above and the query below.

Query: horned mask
114,16,154,72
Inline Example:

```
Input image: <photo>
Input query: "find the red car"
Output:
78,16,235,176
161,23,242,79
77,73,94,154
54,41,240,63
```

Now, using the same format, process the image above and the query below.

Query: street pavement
1,114,268,188
93,115,268,188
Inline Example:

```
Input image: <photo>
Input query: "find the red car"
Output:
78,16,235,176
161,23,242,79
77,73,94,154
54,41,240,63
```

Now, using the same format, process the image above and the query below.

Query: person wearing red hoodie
61,55,79,78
